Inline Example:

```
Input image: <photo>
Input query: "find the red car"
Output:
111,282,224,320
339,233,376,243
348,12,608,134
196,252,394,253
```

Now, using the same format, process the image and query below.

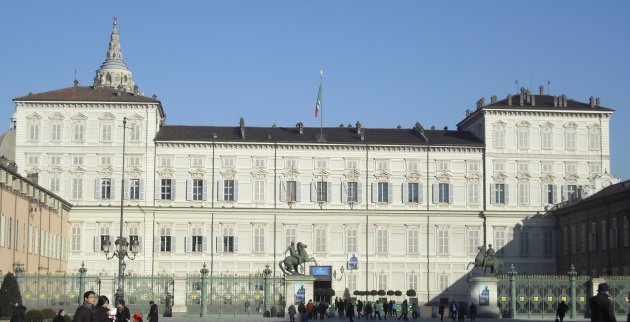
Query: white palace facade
7,19,618,305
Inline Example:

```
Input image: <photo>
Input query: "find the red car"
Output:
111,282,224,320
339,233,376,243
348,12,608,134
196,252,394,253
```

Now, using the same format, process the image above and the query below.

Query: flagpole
319,69,323,140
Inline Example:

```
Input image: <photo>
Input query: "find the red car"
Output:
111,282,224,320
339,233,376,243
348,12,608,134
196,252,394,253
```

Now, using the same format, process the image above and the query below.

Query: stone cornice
15,101,160,110
484,109,612,119
487,153,609,161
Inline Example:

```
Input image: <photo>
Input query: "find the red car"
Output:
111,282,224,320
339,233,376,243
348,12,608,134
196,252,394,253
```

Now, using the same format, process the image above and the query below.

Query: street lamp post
507,264,517,318
200,263,209,317
102,117,139,304
567,264,577,318
263,264,272,316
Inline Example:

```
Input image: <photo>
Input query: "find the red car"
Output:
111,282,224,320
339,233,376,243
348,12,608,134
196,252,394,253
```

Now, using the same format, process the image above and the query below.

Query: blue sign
310,266,331,276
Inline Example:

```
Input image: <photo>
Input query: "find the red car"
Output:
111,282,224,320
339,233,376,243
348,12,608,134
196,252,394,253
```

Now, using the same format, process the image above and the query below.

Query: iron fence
112,274,174,315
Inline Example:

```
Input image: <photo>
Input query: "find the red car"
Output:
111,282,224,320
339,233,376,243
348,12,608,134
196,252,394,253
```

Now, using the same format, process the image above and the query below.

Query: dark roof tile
14,86,160,103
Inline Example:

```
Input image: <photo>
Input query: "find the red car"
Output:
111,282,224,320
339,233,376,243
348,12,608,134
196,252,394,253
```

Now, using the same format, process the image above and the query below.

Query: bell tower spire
93,16,138,93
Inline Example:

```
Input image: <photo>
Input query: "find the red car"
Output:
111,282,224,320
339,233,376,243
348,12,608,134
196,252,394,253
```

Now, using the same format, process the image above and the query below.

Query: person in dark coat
52,309,66,322
10,302,26,322
438,304,445,321
116,300,131,322
557,300,568,322
288,304,297,322
74,291,96,322
589,283,616,322
298,301,307,322
147,301,158,322
467,303,476,322
94,295,112,322
346,301,355,322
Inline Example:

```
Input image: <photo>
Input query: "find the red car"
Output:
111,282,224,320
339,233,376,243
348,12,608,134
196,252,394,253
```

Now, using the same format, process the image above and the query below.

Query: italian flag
314,82,322,118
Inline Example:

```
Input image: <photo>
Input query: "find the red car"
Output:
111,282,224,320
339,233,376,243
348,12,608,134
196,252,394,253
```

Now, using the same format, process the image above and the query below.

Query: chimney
589,96,595,108
414,122,424,134
596,97,601,107
490,95,497,104
531,95,535,107
519,93,524,106
539,85,545,95
239,117,245,139
561,95,567,107
553,96,558,107
296,122,304,134
360,132,365,141
507,94,512,106
443,126,448,131
356,121,362,135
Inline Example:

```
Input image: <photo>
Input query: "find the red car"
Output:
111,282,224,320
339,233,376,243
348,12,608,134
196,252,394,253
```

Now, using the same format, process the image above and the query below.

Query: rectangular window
589,163,601,175
49,155,62,166
254,180,265,202
581,224,587,253
601,220,607,251
467,228,480,255
517,129,529,149
565,163,577,175
100,178,112,199
191,226,203,252
347,182,359,203
437,228,449,255
129,123,141,142
541,130,553,149
438,183,450,203
346,159,359,170
51,123,62,142
284,159,298,169
254,227,265,253
494,130,505,148
407,183,419,203
565,184,578,201
437,161,449,172
407,160,420,171
128,226,139,252
590,222,597,252
407,228,419,254
73,156,84,166
377,274,388,291
407,274,418,292
192,179,204,201
520,231,529,256
223,180,235,201
376,228,388,254
518,162,529,173
494,228,505,255
285,227,296,251
316,181,328,202
315,226,326,253
588,129,601,150
99,155,112,166
71,225,81,252
222,227,236,252
546,184,557,204
375,160,389,171
347,274,357,292
377,182,389,203
314,159,328,170
72,177,83,199
468,183,479,204
27,155,39,165
518,182,529,205
346,228,358,253
73,122,85,142
493,161,505,173
127,155,141,167
99,226,110,252
541,162,553,174
467,162,480,172
222,157,235,168
190,156,204,167
101,123,112,142
253,158,266,169
160,226,172,252
161,179,173,200
28,122,39,142
159,156,172,167
493,184,507,204
50,177,60,193
286,181,297,202
129,179,140,200
565,131,577,150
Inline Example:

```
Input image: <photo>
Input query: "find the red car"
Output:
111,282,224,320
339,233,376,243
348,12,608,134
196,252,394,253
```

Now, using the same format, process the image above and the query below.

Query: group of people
287,298,421,322
437,301,476,322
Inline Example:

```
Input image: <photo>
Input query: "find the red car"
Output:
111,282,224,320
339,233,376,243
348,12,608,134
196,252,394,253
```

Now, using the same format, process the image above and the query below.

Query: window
517,127,529,149
28,121,40,142
98,225,110,252
100,155,112,166
494,129,505,148
72,155,84,166
467,162,480,172
565,163,577,175
407,160,420,171
407,274,418,292
541,129,553,149
127,225,140,253
544,231,554,256
347,274,357,292
190,226,204,253
220,226,237,253
313,181,329,202
494,227,506,255
50,177,60,193
253,158,266,168
518,162,529,173
437,227,449,255
437,161,449,172
375,182,391,203
127,155,141,167
565,127,577,150
285,226,296,250
581,224,587,253
160,179,173,200
377,274,388,291
376,227,388,254
222,179,236,201
610,218,618,249
405,182,421,203
546,184,557,204
346,159,359,170
517,182,529,205
467,183,479,204
49,155,62,166
345,181,359,203
282,181,299,203
588,127,601,150
159,156,173,167
541,162,553,174
190,156,204,167
493,161,505,173
71,224,81,252
491,184,508,204
50,122,62,142
315,226,326,253
601,220,607,251
222,157,235,168
520,230,529,256
589,222,597,252
26,155,39,165
129,122,141,142
589,163,601,175
467,227,480,255
100,123,113,142
314,159,328,170
129,179,141,200
189,179,205,201
254,179,265,202
72,122,85,142
284,159,298,169
72,177,83,199
160,226,172,252
433,183,452,204
624,216,629,248
438,273,449,291
407,227,419,254
99,178,113,199
346,227,358,253
254,226,265,253
564,184,578,201
375,160,389,171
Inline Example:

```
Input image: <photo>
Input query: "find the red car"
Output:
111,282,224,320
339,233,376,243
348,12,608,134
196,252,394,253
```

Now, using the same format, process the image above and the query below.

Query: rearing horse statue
279,242,319,275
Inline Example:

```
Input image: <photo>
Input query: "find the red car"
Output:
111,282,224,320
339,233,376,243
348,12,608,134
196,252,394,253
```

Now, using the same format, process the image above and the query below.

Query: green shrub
394,290,402,297
41,308,56,319
406,289,416,297
0,272,22,317
377,290,386,296
26,309,44,322
386,290,394,296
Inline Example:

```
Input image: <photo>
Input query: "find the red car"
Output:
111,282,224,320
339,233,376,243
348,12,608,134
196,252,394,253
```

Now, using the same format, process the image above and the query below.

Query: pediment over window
587,123,600,130
70,113,88,120
126,167,143,179
434,172,452,183
374,170,391,180
70,166,87,174
492,172,507,183
127,113,144,121
540,122,554,130
405,171,422,182
563,122,578,129
516,172,531,182
493,120,506,129
541,174,556,183
313,169,330,180
220,168,237,180
26,113,42,120
516,120,531,128
344,169,361,182
48,112,65,120
98,113,116,121
48,167,64,174
465,173,481,182
157,168,174,179
282,168,300,180
564,174,580,183
189,168,206,179
26,166,40,174
251,169,268,180
97,167,114,176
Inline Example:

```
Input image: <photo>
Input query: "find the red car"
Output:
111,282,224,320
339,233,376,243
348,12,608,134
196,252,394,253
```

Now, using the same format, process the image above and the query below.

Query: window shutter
202,180,208,201
402,183,408,204
111,180,116,199
138,236,143,253
504,184,510,204
341,181,347,203
216,236,224,253
171,180,177,200
139,179,145,200
202,236,208,253
185,236,192,253
186,180,193,201
490,184,496,204
296,181,302,202
448,183,454,204
234,237,239,252
170,237,176,253
94,236,101,252
94,179,101,199
310,182,316,202
327,182,332,202
124,179,129,200
372,183,377,203
562,185,568,202
387,183,393,203
234,180,239,201
280,180,286,202
432,184,438,204
551,185,557,204
155,179,161,200
154,236,160,252
217,180,224,201
418,183,424,203
357,183,363,203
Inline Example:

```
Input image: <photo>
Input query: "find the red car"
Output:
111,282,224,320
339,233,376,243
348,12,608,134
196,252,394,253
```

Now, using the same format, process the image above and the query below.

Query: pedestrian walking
10,302,26,322
74,291,96,322
357,300,364,320
467,303,476,322
298,301,307,322
374,301,382,320
383,300,389,320
346,301,355,322
449,301,457,322
438,304,445,321
288,304,297,322
411,302,420,320
589,283,616,322
147,300,158,322
397,300,408,321
556,300,568,322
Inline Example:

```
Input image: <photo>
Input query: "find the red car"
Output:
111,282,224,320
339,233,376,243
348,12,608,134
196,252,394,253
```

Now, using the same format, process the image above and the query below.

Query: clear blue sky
1,1,628,180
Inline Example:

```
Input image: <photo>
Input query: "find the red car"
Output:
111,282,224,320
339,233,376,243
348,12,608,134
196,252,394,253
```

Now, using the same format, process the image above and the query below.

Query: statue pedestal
284,275,315,306
468,276,501,318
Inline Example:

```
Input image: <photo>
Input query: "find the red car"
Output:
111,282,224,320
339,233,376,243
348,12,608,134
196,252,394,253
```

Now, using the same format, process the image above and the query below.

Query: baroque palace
5,18,619,305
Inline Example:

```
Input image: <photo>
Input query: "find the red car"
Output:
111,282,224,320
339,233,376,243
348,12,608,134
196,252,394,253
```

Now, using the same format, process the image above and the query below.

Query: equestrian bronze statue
279,241,319,275
467,244,503,274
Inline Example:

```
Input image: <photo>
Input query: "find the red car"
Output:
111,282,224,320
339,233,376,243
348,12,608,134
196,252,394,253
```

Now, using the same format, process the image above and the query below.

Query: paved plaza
157,316,597,322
